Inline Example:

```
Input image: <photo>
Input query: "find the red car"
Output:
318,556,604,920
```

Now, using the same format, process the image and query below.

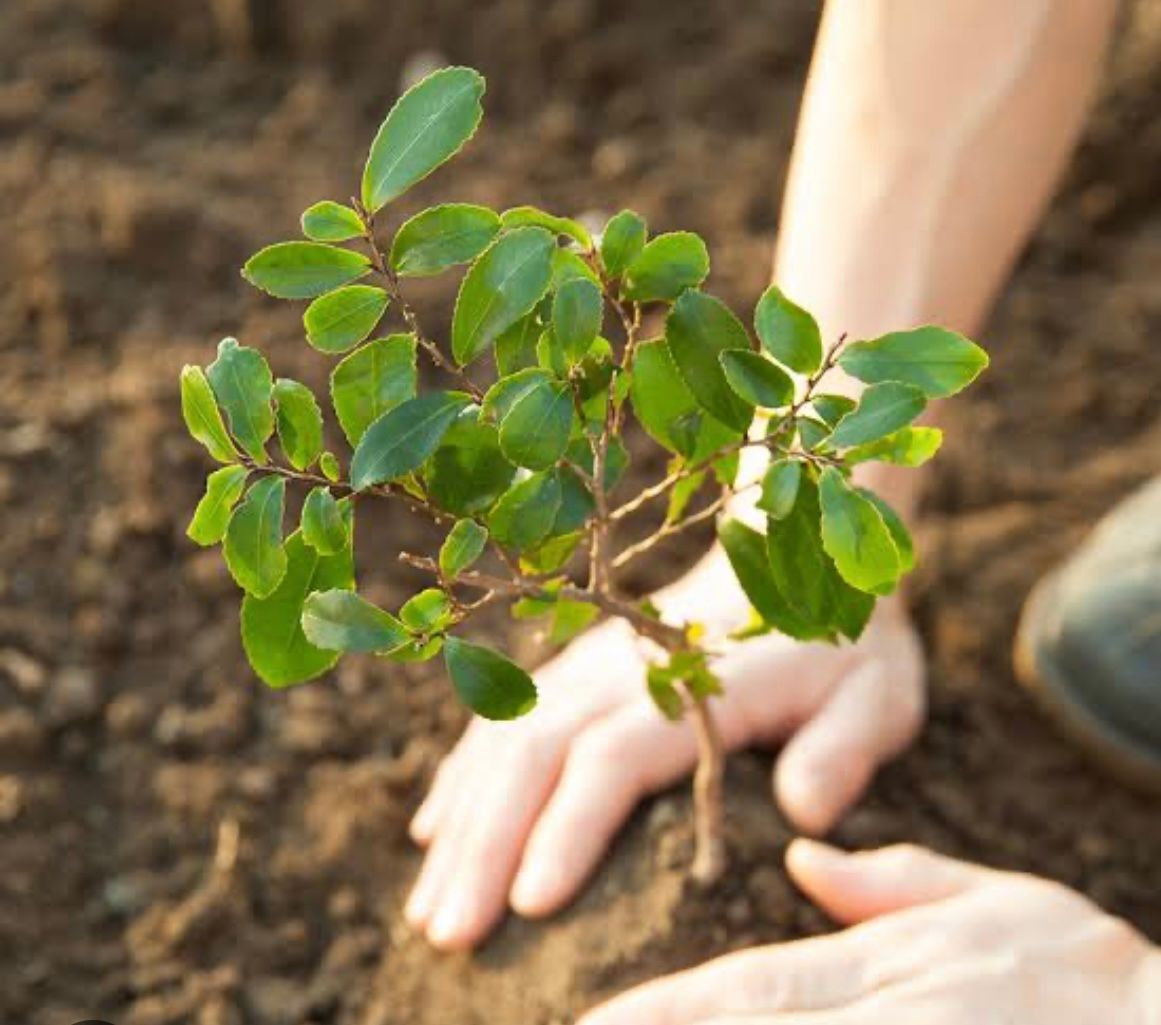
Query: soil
3,1,1161,1022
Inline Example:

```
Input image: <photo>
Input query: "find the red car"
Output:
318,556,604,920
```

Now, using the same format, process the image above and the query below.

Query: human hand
404,548,926,950
581,840,1161,1025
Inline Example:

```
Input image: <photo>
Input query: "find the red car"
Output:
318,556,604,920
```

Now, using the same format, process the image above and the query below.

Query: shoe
1015,476,1161,792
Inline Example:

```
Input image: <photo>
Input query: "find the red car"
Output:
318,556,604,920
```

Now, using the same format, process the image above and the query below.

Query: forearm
773,0,1117,517
778,0,1115,347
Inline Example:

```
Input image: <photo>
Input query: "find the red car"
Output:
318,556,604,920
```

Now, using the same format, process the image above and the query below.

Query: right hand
404,549,927,951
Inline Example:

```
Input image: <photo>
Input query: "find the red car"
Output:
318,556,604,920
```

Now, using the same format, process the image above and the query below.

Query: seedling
181,66,986,881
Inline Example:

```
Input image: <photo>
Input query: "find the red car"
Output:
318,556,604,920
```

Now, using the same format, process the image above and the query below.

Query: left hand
581,841,1161,1025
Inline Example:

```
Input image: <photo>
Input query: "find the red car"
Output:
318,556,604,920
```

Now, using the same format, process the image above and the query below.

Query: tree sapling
181,66,988,882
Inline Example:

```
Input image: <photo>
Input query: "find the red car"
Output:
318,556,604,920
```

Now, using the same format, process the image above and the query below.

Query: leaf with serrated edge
451,227,555,365
391,204,501,276
439,519,488,577
187,465,249,546
224,476,287,597
241,529,354,687
206,338,274,464
180,365,239,464
303,285,389,354
330,335,418,447
362,66,485,212
350,392,470,489
243,242,369,300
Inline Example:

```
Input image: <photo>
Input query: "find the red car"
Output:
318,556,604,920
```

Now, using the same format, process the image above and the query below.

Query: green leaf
481,367,550,422
766,475,875,640
243,242,370,300
629,339,740,462
501,206,592,250
241,527,354,687
498,378,573,470
206,338,275,463
720,349,794,408
319,451,341,481
180,365,239,464
546,599,599,645
846,426,943,467
536,327,568,377
451,227,556,365
838,326,988,398
303,285,389,354
718,518,828,642
622,232,709,302
187,465,249,546
552,277,603,363
443,636,537,720
599,209,647,277
828,382,926,448
551,248,601,288
439,519,488,577
647,670,685,721
488,470,562,550
796,415,832,451
301,201,364,242
350,391,471,489
424,407,516,515
494,313,543,375
329,334,418,447
273,378,323,470
302,589,410,654
361,66,485,212
300,487,348,555
520,532,583,575
757,459,801,520
666,291,754,433
818,467,901,593
400,588,454,633
390,203,501,276
386,636,445,664
754,285,822,375
224,476,287,597
811,394,856,427
667,467,706,523
861,489,915,574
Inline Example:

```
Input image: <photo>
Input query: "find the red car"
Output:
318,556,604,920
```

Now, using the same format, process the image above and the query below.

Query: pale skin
409,0,1160,1019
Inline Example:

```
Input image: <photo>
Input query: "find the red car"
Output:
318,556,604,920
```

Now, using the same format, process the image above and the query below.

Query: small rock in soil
43,665,101,725
0,707,46,755
0,646,48,695
0,775,25,823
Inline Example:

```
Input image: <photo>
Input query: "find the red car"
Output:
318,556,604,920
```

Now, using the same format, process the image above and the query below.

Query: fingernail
427,890,470,949
409,804,435,843
786,837,845,875
510,861,554,915
405,879,435,927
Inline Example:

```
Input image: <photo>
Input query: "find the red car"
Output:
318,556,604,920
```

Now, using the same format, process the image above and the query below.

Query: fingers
510,703,698,915
773,655,923,835
511,639,826,917
786,839,996,925
408,724,572,949
577,934,871,1025
409,723,478,845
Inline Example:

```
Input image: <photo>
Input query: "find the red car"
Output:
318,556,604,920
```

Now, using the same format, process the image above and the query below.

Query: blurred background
2,1,1161,1023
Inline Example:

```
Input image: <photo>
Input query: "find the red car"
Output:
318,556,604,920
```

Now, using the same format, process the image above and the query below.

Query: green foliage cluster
181,65,987,727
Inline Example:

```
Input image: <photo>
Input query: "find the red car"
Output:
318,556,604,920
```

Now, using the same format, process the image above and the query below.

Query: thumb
786,839,997,925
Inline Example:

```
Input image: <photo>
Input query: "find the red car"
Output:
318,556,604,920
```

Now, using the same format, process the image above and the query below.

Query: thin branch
400,552,687,650
357,205,484,402
611,489,732,570
242,457,456,527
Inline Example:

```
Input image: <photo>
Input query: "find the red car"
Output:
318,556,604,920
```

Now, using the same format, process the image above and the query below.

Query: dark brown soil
3,1,1161,1022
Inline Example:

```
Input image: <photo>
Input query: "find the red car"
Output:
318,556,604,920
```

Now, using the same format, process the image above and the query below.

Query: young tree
181,66,987,881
